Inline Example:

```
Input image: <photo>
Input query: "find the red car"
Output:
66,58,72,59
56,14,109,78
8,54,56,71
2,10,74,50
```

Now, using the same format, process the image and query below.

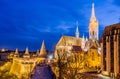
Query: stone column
117,34,119,74
101,38,104,72
106,36,111,74
114,34,119,77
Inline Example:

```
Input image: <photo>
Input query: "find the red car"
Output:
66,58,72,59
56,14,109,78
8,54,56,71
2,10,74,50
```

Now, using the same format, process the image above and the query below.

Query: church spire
91,3,96,20
39,40,47,58
76,21,79,39
89,3,98,41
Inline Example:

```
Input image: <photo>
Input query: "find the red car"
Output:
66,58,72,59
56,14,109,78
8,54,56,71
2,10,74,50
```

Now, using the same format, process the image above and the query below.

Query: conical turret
36,49,39,56
39,40,47,58
23,47,30,58
14,48,19,57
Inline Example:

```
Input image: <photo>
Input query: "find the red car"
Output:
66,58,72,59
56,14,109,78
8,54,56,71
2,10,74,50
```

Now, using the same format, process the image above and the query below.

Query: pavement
78,73,111,79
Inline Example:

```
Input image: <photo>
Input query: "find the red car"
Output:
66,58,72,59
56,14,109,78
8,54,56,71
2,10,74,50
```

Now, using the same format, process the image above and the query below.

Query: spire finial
92,3,94,8
76,21,79,32
76,21,79,39
83,34,84,39
91,3,96,20
82,34,85,41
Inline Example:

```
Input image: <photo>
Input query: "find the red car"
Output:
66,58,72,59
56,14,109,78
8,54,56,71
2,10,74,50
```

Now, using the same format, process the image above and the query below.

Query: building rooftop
57,35,82,46
100,23,120,41
72,46,82,52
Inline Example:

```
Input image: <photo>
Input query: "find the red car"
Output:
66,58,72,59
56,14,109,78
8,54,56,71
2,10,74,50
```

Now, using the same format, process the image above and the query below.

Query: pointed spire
25,47,29,55
15,48,19,55
91,3,96,20
14,48,19,57
82,34,85,41
36,49,39,56
76,21,79,39
86,37,88,41
81,34,85,49
39,40,47,58
23,47,30,58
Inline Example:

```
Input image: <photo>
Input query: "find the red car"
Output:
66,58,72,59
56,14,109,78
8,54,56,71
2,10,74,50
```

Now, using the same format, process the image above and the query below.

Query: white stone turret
14,48,19,57
86,37,88,41
39,40,47,58
82,34,85,41
36,50,39,56
23,47,30,58
81,34,86,49
76,21,79,39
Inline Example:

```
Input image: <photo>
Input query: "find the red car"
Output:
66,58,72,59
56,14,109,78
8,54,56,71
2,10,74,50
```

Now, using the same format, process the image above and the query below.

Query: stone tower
39,40,47,58
89,3,98,41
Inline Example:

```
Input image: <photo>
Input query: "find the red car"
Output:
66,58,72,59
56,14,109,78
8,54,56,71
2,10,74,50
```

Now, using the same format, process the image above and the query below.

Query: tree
55,48,85,79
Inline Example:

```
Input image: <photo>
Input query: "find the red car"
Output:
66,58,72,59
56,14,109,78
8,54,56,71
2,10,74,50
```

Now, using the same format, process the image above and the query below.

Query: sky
0,0,120,51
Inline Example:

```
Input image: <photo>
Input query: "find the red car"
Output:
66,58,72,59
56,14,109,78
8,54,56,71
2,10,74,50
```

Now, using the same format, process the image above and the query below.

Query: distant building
0,50,12,61
100,23,120,77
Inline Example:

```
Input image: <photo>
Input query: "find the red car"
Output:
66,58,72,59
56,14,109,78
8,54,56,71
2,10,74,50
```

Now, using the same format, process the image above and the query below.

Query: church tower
89,3,98,41
76,21,79,39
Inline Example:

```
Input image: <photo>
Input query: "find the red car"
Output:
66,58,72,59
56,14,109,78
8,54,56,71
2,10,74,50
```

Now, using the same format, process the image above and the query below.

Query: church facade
54,3,101,70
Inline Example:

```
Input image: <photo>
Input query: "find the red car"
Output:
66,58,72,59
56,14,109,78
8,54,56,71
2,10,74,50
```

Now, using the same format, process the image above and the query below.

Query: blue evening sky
0,0,120,51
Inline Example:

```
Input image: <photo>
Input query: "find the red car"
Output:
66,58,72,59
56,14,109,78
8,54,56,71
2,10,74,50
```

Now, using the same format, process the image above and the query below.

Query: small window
92,52,95,60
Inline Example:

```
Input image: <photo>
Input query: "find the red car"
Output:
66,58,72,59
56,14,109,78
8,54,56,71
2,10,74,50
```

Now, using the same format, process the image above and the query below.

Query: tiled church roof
57,35,82,46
